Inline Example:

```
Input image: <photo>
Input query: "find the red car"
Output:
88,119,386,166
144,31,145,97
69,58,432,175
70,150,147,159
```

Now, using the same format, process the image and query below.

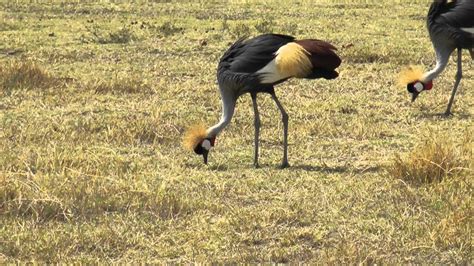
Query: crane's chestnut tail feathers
183,124,207,151
398,65,425,86
295,39,341,80
296,39,342,70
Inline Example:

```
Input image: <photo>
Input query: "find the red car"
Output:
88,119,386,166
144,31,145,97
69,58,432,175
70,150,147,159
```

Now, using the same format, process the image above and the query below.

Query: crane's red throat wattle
425,80,433,90
210,136,216,146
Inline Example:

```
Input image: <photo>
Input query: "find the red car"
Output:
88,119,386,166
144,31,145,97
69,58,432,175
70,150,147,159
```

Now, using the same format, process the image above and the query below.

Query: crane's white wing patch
461,27,474,34
256,59,291,84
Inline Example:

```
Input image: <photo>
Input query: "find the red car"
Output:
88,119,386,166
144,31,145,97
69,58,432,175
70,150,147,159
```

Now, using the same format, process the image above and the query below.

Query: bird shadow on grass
205,163,382,174
290,164,349,173
418,111,471,121
205,163,345,172
291,164,381,174
207,164,231,171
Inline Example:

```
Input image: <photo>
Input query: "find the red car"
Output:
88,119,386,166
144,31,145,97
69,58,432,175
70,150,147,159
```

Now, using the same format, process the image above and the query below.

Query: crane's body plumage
217,34,340,96
425,0,474,77
187,33,341,167
428,0,474,49
404,0,473,114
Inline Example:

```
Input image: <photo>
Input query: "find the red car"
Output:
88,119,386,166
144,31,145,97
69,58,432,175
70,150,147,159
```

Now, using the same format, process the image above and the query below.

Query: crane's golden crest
183,124,207,151
398,65,425,86
275,43,313,78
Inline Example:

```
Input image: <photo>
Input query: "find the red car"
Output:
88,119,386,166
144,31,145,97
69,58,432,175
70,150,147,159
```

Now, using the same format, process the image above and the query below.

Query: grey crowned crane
401,0,474,115
184,34,341,168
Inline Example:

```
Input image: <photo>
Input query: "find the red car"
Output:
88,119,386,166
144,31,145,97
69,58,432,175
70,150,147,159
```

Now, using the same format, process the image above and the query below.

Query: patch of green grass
0,20,21,31
81,24,138,44
0,1,473,264
155,21,184,37
230,22,252,39
254,17,274,34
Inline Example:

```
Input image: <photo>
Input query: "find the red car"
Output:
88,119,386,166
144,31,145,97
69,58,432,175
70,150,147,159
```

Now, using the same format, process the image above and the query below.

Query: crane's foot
444,110,453,117
280,161,290,169
253,162,260,168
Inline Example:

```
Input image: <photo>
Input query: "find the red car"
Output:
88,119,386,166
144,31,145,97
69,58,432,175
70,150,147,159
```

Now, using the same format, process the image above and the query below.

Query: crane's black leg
270,91,289,168
469,48,473,60
251,93,261,168
445,48,463,116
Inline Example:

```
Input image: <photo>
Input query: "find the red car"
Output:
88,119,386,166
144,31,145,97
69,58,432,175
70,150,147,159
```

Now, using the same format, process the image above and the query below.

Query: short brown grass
0,1,473,264
0,173,71,222
89,75,154,94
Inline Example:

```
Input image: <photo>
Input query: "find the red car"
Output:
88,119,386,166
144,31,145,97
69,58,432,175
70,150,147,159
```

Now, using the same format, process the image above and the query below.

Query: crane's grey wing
436,0,474,48
438,0,474,29
227,34,295,74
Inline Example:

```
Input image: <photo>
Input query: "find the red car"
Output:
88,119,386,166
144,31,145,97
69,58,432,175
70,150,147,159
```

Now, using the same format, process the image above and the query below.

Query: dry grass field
0,1,473,263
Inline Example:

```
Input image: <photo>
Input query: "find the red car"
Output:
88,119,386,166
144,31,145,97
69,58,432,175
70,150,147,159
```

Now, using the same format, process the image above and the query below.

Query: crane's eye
414,82,423,93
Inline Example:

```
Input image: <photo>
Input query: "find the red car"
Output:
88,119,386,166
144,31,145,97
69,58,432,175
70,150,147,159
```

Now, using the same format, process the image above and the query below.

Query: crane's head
399,65,432,102
183,124,216,164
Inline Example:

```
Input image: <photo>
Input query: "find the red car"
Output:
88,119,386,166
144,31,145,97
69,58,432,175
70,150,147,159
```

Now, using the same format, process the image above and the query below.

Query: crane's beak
411,92,420,102
202,150,209,164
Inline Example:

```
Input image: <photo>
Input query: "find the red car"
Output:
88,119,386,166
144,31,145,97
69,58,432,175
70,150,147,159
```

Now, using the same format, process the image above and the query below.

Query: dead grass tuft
388,133,472,184
0,61,57,90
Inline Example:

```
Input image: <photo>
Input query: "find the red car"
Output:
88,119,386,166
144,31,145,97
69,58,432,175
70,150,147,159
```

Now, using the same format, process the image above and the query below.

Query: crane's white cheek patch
201,139,211,151
414,82,423,93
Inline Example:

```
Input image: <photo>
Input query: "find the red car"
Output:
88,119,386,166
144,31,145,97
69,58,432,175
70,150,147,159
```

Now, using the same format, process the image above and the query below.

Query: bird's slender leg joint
251,93,261,168
270,91,289,168
445,48,463,116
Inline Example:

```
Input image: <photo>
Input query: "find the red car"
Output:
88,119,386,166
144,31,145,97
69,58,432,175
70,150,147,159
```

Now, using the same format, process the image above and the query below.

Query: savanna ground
0,1,473,263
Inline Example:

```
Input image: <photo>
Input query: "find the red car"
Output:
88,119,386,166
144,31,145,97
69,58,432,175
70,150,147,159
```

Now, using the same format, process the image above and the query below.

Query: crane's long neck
206,88,236,138
422,46,451,82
